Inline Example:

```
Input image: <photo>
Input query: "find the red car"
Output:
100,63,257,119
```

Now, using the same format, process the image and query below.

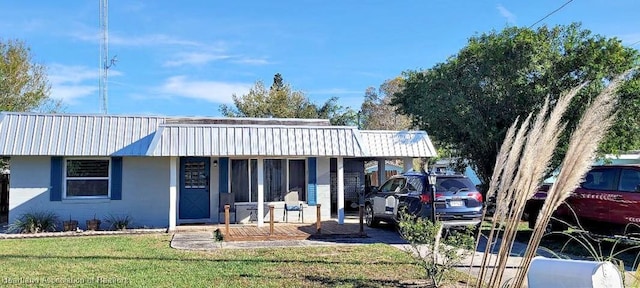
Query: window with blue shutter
307,157,317,205
53,157,123,200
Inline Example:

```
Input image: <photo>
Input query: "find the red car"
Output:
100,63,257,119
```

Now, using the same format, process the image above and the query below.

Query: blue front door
179,157,210,219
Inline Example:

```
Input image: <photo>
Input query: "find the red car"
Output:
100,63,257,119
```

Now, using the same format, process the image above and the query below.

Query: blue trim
50,157,63,201
307,157,317,205
219,157,229,194
110,157,123,200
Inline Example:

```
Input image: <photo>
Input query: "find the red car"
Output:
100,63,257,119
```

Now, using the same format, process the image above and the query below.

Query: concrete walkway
171,222,406,250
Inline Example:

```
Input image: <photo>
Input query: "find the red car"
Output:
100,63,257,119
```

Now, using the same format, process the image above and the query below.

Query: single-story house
0,112,436,230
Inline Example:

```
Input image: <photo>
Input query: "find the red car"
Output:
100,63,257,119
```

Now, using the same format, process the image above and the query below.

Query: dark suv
364,172,484,228
525,165,640,233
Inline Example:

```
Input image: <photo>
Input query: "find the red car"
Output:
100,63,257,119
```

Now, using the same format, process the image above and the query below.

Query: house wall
317,157,331,219
9,156,170,229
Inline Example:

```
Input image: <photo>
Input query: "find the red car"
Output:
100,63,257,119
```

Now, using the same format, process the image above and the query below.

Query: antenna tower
99,0,116,114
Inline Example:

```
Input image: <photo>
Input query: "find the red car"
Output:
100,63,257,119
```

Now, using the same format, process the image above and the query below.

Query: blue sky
1,1,638,116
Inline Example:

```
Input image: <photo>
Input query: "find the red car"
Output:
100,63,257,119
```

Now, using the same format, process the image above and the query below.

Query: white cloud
164,53,271,67
49,64,98,84
71,30,203,47
497,4,516,24
231,57,271,66
48,63,121,103
110,34,202,47
159,76,252,103
163,52,232,67
51,85,98,103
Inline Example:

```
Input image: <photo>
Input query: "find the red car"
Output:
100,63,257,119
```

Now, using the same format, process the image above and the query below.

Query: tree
220,73,357,125
270,73,284,91
0,39,61,112
392,23,639,188
360,77,411,130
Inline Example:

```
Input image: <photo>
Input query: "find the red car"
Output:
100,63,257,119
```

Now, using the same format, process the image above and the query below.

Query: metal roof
146,124,367,157
0,112,436,158
359,130,437,158
0,112,165,156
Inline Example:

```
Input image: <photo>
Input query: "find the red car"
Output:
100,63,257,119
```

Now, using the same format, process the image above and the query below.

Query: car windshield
435,177,475,193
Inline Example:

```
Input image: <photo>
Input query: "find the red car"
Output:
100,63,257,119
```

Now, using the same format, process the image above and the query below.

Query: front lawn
0,234,424,287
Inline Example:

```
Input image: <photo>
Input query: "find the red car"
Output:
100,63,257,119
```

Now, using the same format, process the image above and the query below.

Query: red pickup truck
524,165,640,234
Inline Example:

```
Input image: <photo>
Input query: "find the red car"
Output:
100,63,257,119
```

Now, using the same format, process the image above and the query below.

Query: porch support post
337,157,345,224
403,157,413,172
257,158,265,227
169,156,178,231
377,158,385,186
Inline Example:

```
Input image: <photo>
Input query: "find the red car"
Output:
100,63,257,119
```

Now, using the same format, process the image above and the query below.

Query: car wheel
531,213,567,233
546,218,568,233
365,204,379,227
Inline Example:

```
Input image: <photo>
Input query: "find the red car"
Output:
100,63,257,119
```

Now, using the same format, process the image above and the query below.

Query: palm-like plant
8,211,58,233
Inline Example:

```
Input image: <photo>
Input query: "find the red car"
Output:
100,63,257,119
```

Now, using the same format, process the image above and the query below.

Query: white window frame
230,158,310,203
63,157,111,199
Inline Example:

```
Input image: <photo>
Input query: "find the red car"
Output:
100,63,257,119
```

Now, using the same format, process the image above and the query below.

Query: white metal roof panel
358,130,437,158
146,124,367,157
0,112,436,158
0,113,165,156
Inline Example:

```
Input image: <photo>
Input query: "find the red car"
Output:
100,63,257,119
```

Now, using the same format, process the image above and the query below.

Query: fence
366,170,399,187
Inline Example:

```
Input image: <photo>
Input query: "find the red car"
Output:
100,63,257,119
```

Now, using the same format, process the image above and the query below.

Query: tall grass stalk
512,74,626,287
477,80,585,287
469,119,518,286
489,83,583,286
475,116,530,287
475,83,580,287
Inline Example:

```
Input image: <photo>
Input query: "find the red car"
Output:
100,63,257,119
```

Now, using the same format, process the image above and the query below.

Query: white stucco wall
9,156,170,229
317,157,331,220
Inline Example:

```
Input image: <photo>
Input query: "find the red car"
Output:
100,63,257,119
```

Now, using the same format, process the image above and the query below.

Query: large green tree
0,39,61,112
392,23,640,188
220,73,357,125
360,77,411,130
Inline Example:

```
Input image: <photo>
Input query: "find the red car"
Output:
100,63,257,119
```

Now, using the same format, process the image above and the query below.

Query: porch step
174,224,219,232
174,223,255,232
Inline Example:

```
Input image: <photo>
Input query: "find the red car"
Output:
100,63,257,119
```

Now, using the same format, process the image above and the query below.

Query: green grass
0,234,426,287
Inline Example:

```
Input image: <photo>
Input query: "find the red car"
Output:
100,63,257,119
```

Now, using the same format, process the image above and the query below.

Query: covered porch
145,119,436,231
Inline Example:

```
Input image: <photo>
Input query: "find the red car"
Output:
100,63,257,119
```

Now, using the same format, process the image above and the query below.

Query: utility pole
99,0,116,114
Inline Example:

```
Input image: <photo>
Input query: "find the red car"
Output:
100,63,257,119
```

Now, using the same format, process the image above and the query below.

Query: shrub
104,215,132,230
8,211,58,233
214,228,224,242
397,212,474,287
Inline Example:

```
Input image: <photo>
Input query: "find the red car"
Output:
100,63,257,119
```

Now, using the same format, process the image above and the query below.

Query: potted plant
86,214,101,231
105,214,131,231
63,215,78,232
